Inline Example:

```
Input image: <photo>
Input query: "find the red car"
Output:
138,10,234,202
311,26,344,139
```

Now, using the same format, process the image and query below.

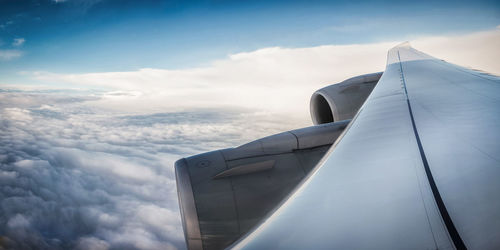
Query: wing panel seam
397,51,467,250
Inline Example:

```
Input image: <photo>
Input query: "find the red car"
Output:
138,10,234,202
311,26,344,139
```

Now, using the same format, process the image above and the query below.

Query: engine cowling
175,120,349,250
310,72,382,125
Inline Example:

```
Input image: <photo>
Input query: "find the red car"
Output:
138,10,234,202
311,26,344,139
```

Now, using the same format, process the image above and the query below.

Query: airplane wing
176,43,500,249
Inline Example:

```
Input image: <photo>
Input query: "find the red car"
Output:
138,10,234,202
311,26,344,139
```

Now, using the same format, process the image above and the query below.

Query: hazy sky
1,1,500,249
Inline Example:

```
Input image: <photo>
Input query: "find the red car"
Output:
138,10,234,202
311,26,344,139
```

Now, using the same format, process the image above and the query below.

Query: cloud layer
28,29,500,120
0,89,301,250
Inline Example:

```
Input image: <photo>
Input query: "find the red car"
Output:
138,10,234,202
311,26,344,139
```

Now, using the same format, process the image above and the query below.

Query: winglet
387,41,434,65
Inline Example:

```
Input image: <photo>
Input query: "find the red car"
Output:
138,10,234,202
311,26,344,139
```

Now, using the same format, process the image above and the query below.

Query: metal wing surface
232,43,500,249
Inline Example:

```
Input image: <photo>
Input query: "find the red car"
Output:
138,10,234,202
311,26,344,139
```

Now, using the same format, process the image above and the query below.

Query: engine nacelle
310,72,382,125
175,120,350,250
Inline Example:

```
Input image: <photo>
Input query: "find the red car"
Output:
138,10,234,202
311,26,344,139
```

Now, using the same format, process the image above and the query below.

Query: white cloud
0,89,299,249
0,49,23,61
29,29,500,121
75,237,110,250
3,107,32,123
12,38,25,47
411,29,500,74
31,42,393,119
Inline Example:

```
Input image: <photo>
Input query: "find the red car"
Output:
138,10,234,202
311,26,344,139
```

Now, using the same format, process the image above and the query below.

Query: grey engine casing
310,72,382,124
175,72,382,250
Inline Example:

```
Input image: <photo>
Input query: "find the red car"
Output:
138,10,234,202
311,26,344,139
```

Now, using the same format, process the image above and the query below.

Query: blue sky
0,0,499,84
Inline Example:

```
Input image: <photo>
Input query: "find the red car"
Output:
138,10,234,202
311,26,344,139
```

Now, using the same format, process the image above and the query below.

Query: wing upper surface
399,45,500,249
233,44,500,249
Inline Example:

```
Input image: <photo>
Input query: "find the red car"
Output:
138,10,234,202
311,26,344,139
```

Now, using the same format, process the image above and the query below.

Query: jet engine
310,72,382,124
175,72,382,250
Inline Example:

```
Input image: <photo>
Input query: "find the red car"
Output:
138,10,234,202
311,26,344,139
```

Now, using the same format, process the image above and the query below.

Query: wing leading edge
232,44,500,249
